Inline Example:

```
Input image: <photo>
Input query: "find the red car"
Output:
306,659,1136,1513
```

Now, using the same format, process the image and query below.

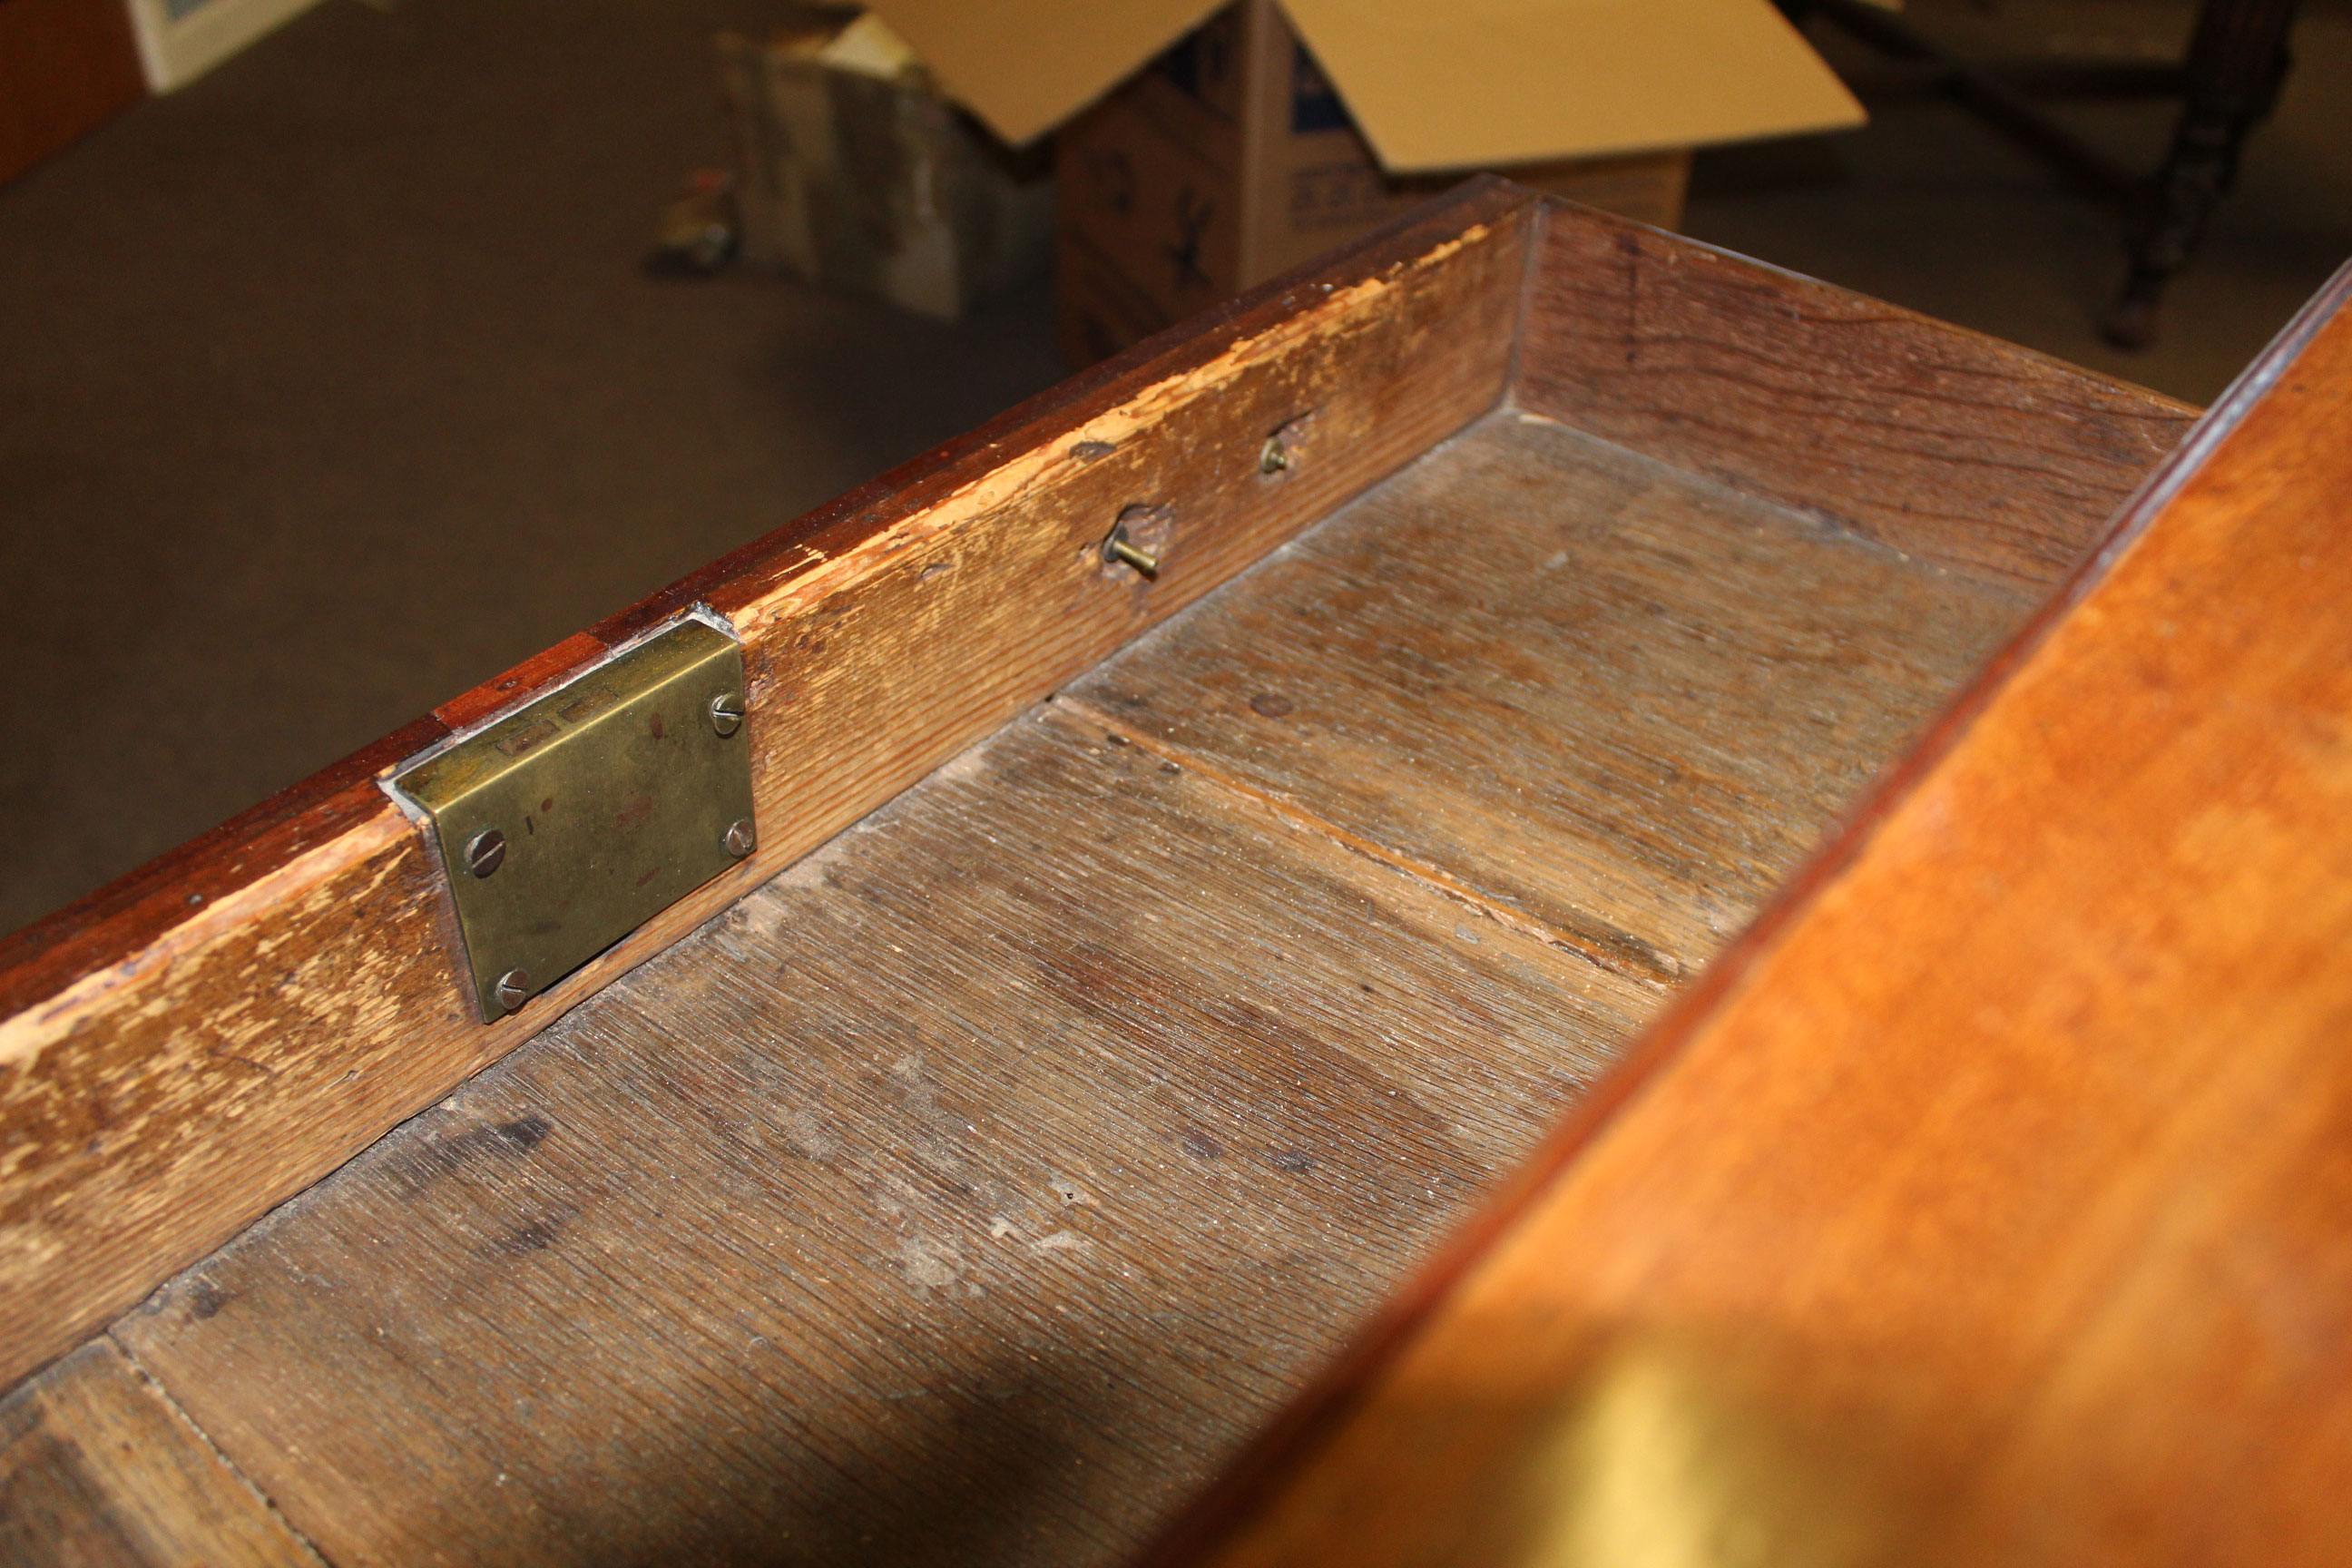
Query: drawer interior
0,185,2200,1566
108,408,2035,1567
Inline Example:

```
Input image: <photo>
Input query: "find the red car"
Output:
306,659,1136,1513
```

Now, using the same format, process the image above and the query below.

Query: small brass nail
1102,523,1160,578
1259,436,1289,474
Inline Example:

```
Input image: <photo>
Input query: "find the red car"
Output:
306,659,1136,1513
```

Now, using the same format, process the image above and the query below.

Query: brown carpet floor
3,0,2347,937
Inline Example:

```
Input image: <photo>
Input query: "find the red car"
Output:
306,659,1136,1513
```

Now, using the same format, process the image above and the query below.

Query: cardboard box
1054,2,1711,363
126,0,326,92
718,11,1055,320
866,0,1864,362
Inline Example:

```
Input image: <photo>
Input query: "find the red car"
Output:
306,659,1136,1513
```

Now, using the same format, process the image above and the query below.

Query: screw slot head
1259,436,1289,475
724,818,757,858
493,968,531,1013
466,828,507,878
709,691,745,737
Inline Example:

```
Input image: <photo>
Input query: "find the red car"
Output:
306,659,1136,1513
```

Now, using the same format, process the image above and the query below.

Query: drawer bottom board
15,410,2035,1567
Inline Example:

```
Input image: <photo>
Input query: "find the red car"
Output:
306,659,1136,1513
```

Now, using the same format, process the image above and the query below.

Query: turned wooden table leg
2102,0,2298,348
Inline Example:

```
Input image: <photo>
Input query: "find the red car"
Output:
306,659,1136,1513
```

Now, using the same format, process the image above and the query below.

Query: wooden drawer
10,179,2341,1566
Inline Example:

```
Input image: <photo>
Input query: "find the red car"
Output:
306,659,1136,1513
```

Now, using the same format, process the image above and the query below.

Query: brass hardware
1102,522,1160,577
465,828,506,878
388,619,757,1022
494,970,531,1012
1259,435,1289,474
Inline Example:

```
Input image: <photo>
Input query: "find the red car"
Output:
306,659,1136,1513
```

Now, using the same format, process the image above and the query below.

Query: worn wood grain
105,387,2079,1565
0,1337,318,1567
0,181,1536,1396
113,706,1656,1568
1065,411,2034,981
1151,269,2352,1568
1514,203,2200,590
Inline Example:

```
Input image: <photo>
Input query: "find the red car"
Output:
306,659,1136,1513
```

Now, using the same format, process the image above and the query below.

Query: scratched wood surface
103,407,2040,1567
0,181,1534,1394
1065,412,2034,979
113,708,1657,1568
1514,205,2199,590
0,1337,318,1567
1144,272,2352,1568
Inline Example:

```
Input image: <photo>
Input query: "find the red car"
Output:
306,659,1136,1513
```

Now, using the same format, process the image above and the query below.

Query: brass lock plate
388,619,756,1021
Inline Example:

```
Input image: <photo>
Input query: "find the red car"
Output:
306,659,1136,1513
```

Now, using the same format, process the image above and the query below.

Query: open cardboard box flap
866,0,1862,169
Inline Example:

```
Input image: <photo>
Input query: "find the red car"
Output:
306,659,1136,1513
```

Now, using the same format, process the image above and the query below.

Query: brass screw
494,969,531,1013
466,828,506,878
724,818,757,858
709,691,745,737
1101,522,1160,578
1259,436,1289,475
